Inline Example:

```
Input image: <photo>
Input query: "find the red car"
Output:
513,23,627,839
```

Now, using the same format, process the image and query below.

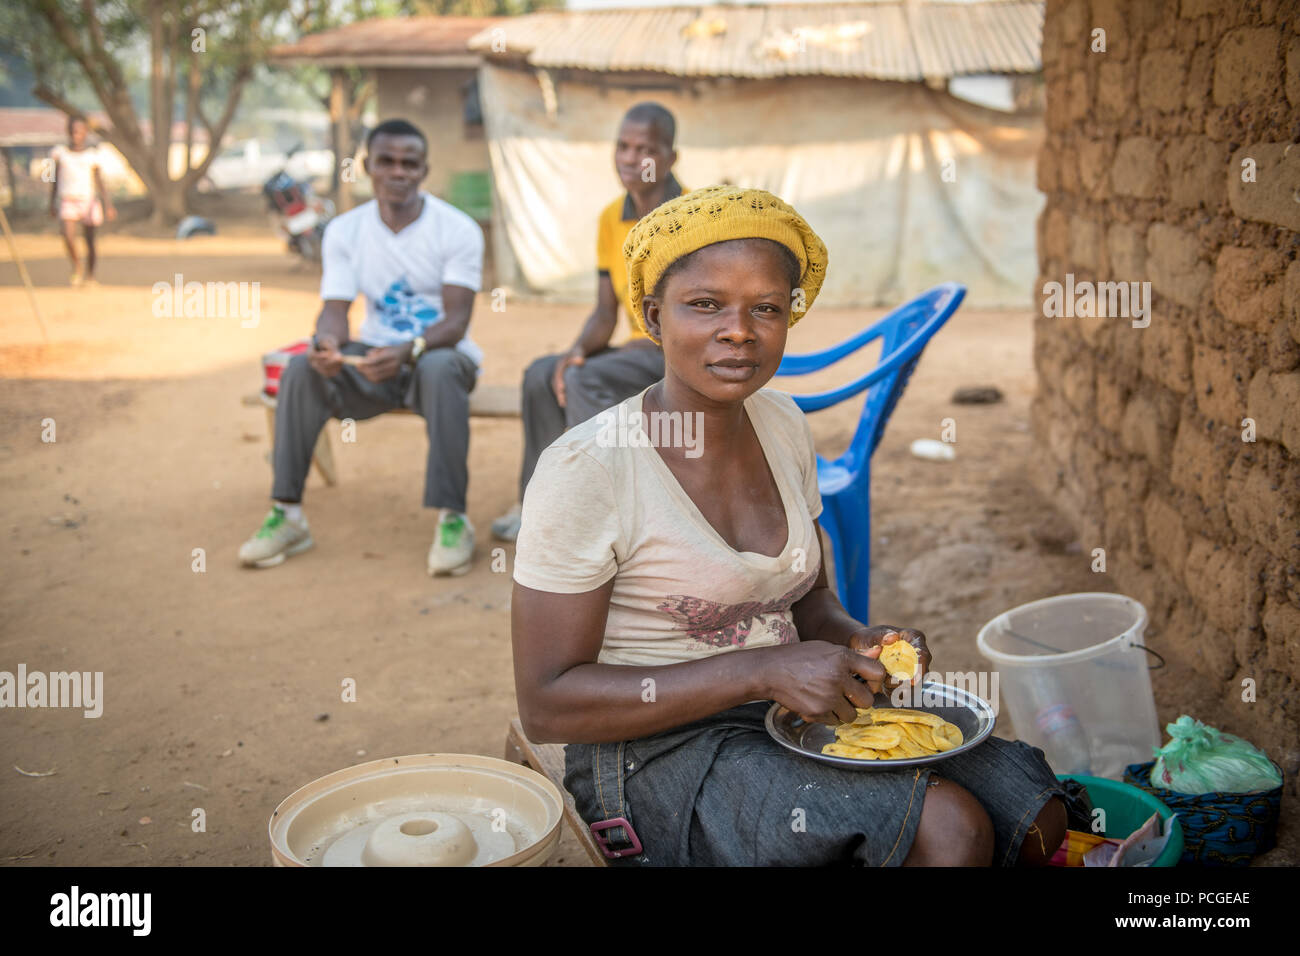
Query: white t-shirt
513,387,824,667
320,192,484,367
50,144,102,200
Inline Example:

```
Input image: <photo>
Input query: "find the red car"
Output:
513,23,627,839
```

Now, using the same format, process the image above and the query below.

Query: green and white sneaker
238,506,313,568
491,503,521,542
427,509,474,577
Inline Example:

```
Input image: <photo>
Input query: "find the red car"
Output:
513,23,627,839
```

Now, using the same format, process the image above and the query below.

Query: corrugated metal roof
467,2,1043,80
269,15,505,67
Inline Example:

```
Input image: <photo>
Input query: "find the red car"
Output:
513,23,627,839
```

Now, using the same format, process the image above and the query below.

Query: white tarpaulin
479,63,1044,309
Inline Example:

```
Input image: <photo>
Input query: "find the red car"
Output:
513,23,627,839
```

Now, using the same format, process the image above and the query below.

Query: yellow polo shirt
596,175,684,341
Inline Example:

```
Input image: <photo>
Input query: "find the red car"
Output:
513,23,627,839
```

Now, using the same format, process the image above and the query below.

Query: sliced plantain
837,725,903,749
823,742,880,759
898,722,938,751
878,639,919,682
932,721,964,751
868,707,944,728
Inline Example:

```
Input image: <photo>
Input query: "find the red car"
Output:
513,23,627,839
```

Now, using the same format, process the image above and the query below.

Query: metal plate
764,683,997,770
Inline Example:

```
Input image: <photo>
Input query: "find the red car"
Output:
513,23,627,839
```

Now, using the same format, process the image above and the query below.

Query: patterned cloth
1124,761,1283,866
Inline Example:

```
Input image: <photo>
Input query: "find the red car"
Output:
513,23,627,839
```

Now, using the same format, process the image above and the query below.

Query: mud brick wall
1032,0,1300,787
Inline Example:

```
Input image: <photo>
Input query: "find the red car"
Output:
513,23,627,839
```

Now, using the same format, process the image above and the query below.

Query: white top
514,387,824,667
320,192,484,367
50,144,103,200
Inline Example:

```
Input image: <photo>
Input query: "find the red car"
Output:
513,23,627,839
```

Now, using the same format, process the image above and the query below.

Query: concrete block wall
1034,0,1300,787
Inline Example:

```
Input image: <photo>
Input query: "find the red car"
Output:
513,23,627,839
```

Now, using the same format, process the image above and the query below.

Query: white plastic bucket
976,593,1161,780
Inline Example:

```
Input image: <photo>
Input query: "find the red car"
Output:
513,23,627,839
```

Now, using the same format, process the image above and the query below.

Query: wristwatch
409,336,427,364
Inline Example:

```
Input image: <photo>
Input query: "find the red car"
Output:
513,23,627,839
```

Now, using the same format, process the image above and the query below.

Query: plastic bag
1150,715,1281,795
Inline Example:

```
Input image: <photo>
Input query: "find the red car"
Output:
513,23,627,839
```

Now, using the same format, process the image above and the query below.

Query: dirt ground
1,217,1292,867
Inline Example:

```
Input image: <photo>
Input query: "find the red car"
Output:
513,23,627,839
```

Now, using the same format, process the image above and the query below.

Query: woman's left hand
848,625,931,688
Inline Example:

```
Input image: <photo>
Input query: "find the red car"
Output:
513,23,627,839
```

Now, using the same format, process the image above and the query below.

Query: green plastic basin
1057,773,1185,867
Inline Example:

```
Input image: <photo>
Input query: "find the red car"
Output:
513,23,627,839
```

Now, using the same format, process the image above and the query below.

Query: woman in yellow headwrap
510,186,1067,866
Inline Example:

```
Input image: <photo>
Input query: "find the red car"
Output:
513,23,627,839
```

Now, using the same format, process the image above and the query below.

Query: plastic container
977,593,1160,780
1057,773,1184,867
269,754,564,867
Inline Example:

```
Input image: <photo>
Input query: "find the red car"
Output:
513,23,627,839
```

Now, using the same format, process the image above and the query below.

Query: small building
468,1,1046,308
268,15,504,220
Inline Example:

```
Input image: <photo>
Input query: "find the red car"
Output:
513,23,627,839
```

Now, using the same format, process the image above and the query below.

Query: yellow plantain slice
823,708,960,762
868,707,944,728
837,725,903,749
898,722,938,751
892,736,930,758
932,722,964,751
823,742,880,759
879,640,919,681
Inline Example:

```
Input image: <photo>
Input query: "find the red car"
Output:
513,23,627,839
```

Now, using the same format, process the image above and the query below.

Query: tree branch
34,0,149,167
347,74,375,121
184,64,252,184
80,0,131,94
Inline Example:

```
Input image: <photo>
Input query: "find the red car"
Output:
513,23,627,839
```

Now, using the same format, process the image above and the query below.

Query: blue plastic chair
773,282,966,623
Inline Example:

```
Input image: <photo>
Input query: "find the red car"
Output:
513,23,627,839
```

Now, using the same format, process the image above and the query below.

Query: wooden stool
503,718,608,867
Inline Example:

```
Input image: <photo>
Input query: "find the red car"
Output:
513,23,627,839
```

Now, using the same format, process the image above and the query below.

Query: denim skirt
564,701,1067,866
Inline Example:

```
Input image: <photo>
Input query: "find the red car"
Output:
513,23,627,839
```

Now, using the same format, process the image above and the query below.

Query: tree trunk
148,1,170,188
184,49,200,172
329,69,353,212
1,147,15,214
150,178,188,226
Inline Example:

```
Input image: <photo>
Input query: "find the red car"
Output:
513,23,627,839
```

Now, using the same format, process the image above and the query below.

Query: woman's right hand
756,641,888,726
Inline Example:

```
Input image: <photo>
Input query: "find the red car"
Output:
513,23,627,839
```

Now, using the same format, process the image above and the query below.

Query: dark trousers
271,341,477,512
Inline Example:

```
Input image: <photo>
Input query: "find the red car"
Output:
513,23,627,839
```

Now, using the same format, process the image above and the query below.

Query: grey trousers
271,340,477,512
518,344,665,499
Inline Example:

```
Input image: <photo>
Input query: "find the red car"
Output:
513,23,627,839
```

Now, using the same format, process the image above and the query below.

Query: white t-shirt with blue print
320,191,484,368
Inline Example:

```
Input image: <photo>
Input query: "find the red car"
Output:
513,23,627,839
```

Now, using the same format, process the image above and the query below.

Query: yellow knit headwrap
621,185,828,338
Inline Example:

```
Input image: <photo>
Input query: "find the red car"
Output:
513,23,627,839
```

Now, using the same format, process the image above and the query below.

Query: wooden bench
503,718,608,867
243,384,521,486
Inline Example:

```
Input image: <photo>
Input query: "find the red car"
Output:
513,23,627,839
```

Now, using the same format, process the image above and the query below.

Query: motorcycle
262,144,335,263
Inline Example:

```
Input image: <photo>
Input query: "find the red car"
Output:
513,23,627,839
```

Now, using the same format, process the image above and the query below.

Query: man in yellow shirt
493,102,683,541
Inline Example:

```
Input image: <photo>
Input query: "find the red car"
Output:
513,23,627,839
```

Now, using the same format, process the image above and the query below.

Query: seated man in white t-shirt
238,119,485,576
